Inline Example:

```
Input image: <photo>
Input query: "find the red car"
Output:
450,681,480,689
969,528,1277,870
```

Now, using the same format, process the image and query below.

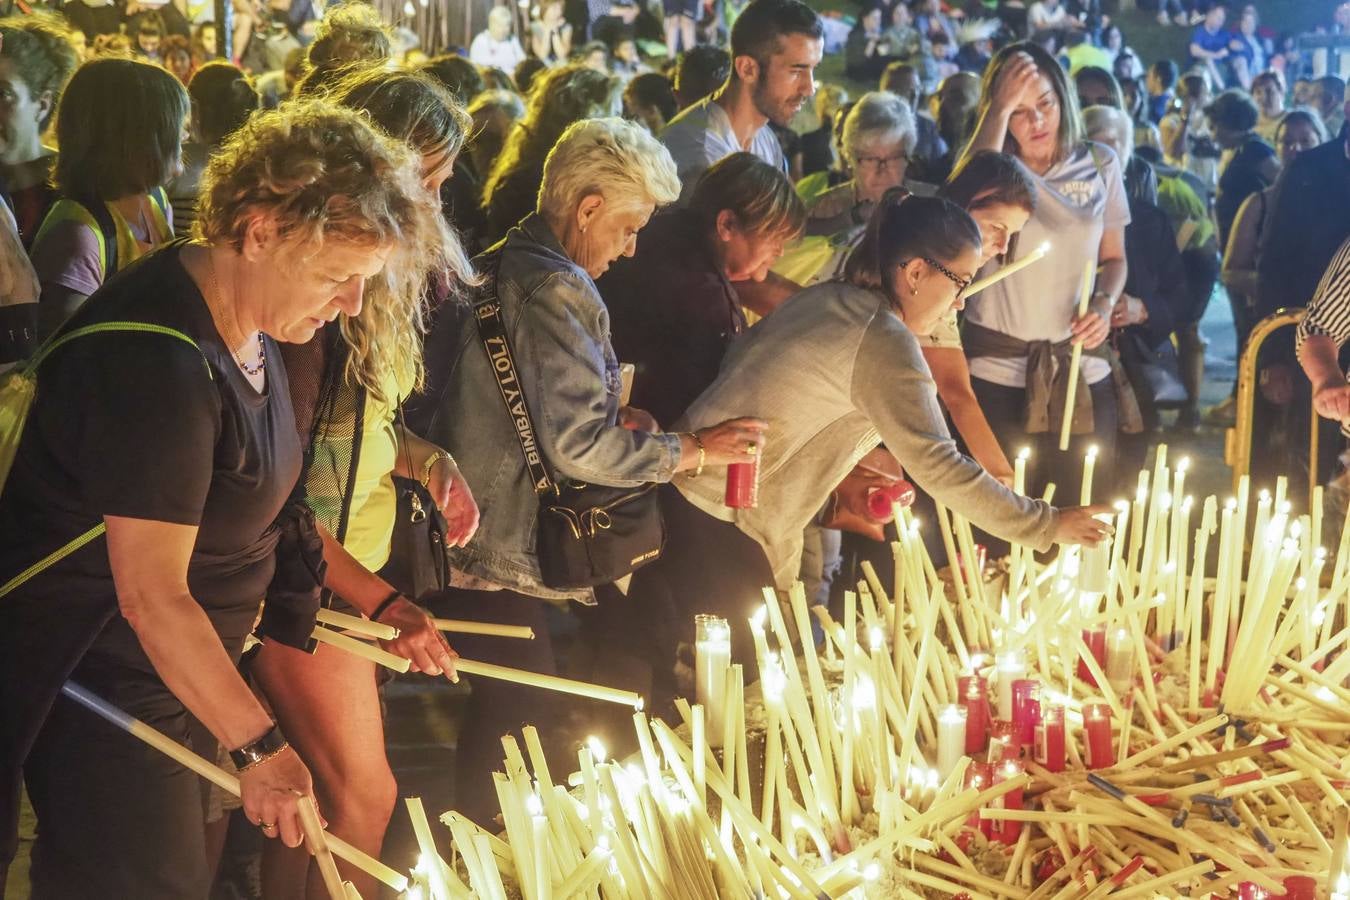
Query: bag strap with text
471,254,556,497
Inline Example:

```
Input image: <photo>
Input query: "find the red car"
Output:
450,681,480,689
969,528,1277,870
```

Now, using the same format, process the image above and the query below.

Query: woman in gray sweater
634,192,1112,671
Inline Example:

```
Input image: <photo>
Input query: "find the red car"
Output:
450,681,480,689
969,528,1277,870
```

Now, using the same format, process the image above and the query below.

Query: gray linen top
675,280,1059,587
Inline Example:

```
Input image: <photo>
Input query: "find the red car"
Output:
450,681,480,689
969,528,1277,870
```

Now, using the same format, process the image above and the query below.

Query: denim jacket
417,214,682,600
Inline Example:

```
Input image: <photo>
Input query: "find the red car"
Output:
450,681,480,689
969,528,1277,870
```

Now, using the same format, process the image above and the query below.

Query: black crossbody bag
472,262,664,590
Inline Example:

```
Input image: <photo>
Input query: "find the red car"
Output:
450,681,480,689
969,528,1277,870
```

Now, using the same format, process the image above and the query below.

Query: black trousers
971,376,1120,553
24,665,213,900
421,587,563,828
627,485,778,702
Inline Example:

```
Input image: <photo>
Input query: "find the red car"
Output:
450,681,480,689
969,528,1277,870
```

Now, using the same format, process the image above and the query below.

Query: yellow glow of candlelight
852,675,877,710
868,626,885,652
525,794,544,817
751,605,768,630
762,655,787,701
1017,447,1030,461
586,735,607,763
864,862,882,881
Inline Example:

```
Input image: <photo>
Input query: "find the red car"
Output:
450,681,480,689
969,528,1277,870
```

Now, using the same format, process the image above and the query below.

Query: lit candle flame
586,735,607,764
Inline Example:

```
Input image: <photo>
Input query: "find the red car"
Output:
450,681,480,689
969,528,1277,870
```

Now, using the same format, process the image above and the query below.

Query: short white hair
843,91,917,164
488,6,514,28
538,116,680,218
1082,104,1132,151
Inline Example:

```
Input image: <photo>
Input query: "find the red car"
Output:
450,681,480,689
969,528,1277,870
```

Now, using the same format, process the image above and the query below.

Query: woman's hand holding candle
1070,307,1110,350
1052,505,1116,546
376,596,460,679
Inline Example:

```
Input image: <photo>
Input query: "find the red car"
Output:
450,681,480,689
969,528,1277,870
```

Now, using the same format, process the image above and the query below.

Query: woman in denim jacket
413,117,762,823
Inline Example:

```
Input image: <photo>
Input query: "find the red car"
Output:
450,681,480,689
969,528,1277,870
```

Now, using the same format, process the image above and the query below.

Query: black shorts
662,0,700,18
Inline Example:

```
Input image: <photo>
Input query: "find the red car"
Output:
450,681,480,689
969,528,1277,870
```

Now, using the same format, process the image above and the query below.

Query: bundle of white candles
65,445,1350,898
406,444,1350,899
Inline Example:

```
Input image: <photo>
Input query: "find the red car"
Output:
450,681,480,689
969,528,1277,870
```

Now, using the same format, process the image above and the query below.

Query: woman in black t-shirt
0,101,458,899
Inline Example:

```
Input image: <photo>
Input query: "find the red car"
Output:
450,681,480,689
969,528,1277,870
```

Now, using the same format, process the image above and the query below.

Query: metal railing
1224,308,1320,510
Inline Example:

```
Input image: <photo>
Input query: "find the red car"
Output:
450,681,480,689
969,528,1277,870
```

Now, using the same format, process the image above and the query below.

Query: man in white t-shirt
469,7,527,72
660,0,823,202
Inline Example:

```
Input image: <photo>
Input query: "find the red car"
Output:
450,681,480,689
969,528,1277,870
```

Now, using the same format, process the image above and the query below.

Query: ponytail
842,189,982,302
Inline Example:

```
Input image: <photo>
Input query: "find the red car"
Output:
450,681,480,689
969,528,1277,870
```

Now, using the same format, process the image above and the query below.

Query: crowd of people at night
2,0,1350,897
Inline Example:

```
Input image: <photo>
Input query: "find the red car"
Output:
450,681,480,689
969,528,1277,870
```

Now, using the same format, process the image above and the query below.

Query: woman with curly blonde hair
252,67,481,899
0,99,457,898
481,62,619,242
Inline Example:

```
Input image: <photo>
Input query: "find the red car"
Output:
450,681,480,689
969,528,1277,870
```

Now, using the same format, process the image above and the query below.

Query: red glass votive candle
987,719,1017,762
725,458,759,508
1083,702,1115,769
1078,627,1106,685
964,762,995,838
991,759,1025,844
1035,704,1066,773
1237,883,1270,900
1281,876,1316,900
959,675,989,755
1011,679,1041,747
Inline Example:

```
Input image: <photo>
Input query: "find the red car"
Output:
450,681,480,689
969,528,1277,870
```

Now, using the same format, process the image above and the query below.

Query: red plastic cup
725,458,759,508
866,480,917,520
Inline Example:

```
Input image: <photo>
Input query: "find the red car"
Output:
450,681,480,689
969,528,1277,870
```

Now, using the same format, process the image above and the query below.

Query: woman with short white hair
774,91,920,290
806,90,919,239
415,117,764,823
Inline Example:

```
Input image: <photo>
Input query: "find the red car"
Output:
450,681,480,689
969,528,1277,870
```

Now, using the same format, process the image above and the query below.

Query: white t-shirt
469,31,527,71
660,97,786,203
965,142,1131,388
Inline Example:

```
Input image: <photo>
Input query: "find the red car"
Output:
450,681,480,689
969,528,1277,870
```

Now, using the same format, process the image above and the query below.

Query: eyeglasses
855,152,908,171
922,257,973,295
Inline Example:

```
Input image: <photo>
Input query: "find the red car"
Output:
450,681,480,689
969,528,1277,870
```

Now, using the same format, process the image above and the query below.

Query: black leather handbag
473,272,664,590
379,406,450,600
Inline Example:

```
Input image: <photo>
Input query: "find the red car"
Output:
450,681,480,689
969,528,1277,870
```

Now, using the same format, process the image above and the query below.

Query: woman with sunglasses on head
956,41,1137,507
631,191,1112,679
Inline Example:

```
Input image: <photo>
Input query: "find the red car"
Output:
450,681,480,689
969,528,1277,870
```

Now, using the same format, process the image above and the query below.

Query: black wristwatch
230,724,289,771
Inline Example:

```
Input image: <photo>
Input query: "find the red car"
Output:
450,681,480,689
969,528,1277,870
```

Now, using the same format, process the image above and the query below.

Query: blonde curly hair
195,98,455,402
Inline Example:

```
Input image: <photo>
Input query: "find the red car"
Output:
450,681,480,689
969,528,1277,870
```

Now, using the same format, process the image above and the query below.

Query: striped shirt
1296,234,1350,352
1296,234,1350,436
